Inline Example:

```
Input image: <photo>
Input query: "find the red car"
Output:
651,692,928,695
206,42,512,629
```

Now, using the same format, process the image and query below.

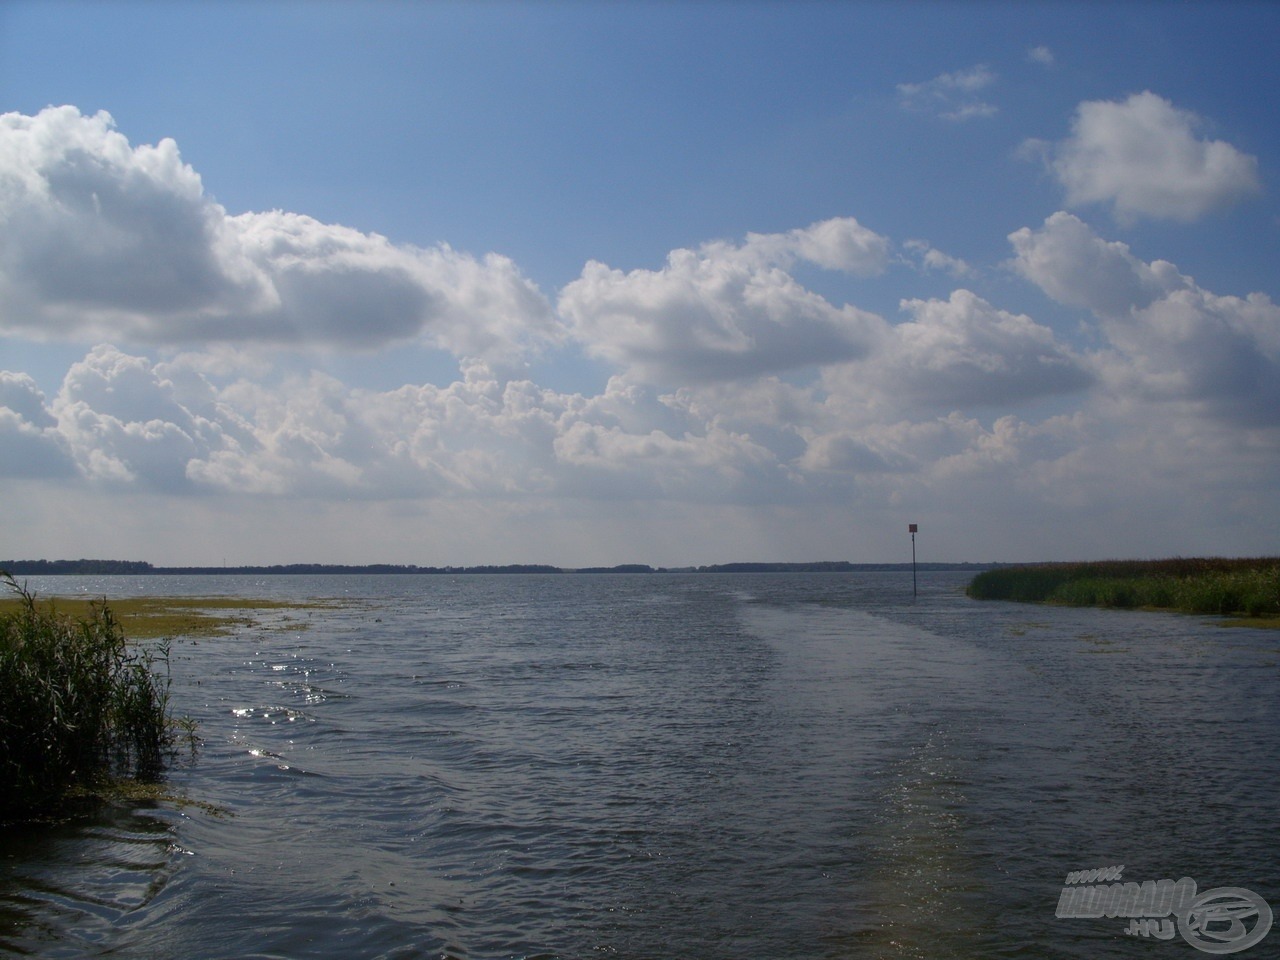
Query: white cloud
1010,214,1280,425
558,219,889,384
28,347,792,504
795,430,902,475
1008,211,1185,316
2,83,1276,568
0,107,557,364
797,290,1090,441
11,325,1278,565
1031,91,1261,222
50,345,229,489
1100,287,1280,426
880,290,1092,407
1028,46,1055,67
552,420,778,497
897,65,998,121
0,371,56,427
734,218,892,276
904,239,973,278
795,408,1082,495
0,371,74,477
23,320,1081,510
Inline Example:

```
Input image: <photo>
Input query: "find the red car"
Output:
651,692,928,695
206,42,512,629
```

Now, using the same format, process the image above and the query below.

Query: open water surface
1,571,1277,958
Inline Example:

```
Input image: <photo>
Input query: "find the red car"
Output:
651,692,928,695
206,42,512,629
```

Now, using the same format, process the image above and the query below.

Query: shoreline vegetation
0,594,338,641
966,557,1280,624
0,559,993,576
0,575,194,823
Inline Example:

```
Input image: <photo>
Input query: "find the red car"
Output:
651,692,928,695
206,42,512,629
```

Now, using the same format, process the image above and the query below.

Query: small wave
230,704,318,724
0,804,181,954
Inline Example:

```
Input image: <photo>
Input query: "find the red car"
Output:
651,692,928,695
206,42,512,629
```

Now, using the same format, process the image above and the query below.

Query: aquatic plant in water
966,558,1280,619
0,574,193,821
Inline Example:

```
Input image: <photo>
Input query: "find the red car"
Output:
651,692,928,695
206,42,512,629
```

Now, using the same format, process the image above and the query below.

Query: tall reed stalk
0,574,187,821
966,558,1280,617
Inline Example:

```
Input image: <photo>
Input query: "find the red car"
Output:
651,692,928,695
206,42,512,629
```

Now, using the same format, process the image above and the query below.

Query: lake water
1,571,1277,958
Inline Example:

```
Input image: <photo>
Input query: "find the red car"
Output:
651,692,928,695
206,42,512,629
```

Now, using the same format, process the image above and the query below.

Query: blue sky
1,1,1278,566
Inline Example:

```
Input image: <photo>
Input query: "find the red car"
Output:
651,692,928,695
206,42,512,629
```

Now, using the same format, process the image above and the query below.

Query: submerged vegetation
0,593,320,640
967,557,1280,620
0,574,193,822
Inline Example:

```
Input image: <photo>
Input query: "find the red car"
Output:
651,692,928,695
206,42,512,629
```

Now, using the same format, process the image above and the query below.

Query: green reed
0,573,192,821
966,558,1280,618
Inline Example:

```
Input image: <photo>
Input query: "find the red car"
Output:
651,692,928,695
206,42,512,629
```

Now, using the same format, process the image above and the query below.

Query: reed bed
0,574,189,821
966,557,1280,618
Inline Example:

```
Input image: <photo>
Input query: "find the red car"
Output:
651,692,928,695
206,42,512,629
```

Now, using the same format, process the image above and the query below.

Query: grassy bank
0,575,191,822
966,557,1280,621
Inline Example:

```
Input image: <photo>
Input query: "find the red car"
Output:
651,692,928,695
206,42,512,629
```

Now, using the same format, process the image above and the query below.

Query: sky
1,1,1278,568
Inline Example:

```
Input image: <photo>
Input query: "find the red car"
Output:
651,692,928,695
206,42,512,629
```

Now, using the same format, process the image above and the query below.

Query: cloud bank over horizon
2,70,1276,566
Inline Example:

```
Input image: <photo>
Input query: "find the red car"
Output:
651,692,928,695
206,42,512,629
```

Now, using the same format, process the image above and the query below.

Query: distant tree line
2,559,997,576
0,559,155,576
0,560,566,576
693,561,994,573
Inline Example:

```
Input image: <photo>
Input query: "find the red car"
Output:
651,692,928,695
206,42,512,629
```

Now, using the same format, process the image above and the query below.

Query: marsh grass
0,574,194,822
0,594,317,640
967,558,1280,621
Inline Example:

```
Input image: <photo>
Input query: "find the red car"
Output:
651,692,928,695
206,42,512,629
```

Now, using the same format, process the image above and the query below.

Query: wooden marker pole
909,523,918,597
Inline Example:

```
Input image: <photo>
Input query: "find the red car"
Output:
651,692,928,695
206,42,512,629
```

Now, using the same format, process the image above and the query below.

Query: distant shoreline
0,559,999,577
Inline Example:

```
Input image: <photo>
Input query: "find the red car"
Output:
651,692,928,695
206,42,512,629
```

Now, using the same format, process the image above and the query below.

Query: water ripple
3,572,1276,959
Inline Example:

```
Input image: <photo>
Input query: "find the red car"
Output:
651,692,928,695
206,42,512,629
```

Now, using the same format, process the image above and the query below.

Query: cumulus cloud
24,345,796,504
1101,287,1280,426
0,371,74,477
1008,211,1185,316
897,65,998,121
6,221,1112,506
0,107,557,364
880,290,1091,407
29,322,1079,509
796,430,902,475
0,371,56,427
796,408,1081,491
1010,214,1280,425
559,219,889,384
50,345,229,489
2,86,1274,563
186,370,382,496
803,289,1090,435
1029,91,1261,222
552,420,778,499
731,218,892,276
13,314,1277,566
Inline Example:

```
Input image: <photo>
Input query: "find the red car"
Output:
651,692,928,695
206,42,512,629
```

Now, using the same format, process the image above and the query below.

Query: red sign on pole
908,523,918,533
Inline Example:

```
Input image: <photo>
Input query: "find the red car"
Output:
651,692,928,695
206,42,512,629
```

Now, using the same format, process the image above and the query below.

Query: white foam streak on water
2,572,1277,959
